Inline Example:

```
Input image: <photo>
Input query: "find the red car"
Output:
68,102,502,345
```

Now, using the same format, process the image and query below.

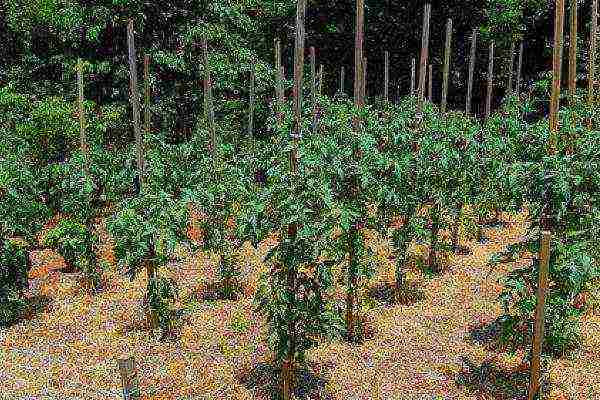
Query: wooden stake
384,50,389,102
275,39,284,123
318,64,324,95
76,58,89,177
310,47,317,134
363,56,367,101
410,58,416,97
417,3,432,118
466,28,477,114
548,0,565,155
485,41,495,120
291,0,307,174
588,0,598,128
569,0,578,103
248,57,256,139
441,18,453,113
117,356,141,400
340,66,345,94
516,41,524,95
508,40,515,95
527,231,552,400
428,64,433,101
202,40,216,157
127,20,145,190
143,55,150,136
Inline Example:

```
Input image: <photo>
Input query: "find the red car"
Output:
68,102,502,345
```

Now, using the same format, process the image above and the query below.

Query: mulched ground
1,212,598,400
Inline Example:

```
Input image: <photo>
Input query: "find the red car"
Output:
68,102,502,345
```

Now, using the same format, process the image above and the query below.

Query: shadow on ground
453,356,529,400
238,362,334,400
368,281,426,307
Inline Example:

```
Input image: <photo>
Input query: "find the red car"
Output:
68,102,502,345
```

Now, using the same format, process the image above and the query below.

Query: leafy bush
43,219,102,291
144,275,179,338
0,238,30,327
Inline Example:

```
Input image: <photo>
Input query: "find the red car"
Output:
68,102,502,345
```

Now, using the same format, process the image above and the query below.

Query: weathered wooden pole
355,0,365,109
363,56,368,101
466,28,477,114
568,0,578,103
310,47,318,134
441,18,453,113
428,64,433,101
284,1,306,394
548,0,565,155
76,58,89,177
516,41,524,95
507,40,516,95
410,57,416,97
485,41,495,120
384,50,389,102
527,231,552,400
318,64,324,95
202,40,216,157
340,66,345,94
588,0,598,128
275,39,284,123
417,3,432,118
127,20,145,190
117,356,141,400
248,57,256,139
143,55,151,136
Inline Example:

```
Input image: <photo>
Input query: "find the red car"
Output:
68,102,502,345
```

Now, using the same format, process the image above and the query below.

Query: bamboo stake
508,40,515,95
384,50,389,102
466,28,477,114
441,18,453,113
117,356,141,400
569,0,578,103
548,0,565,155
485,41,495,121
77,58,89,177
516,41,524,95
410,58,416,97
275,39,284,123
355,0,365,108
127,20,145,190
144,55,150,136
202,40,216,157
248,57,256,139
428,64,433,101
363,56,367,101
527,231,552,400
318,64,324,95
588,0,598,128
417,3,432,118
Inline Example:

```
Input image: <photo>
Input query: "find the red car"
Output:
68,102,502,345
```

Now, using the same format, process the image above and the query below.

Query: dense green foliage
0,239,30,326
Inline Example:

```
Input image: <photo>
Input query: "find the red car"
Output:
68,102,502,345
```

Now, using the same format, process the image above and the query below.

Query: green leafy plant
0,238,30,327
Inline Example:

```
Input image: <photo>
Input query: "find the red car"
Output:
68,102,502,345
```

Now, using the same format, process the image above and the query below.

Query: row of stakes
68,0,598,398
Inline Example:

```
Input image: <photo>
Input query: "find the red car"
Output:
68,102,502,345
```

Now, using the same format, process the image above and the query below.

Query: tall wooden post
527,231,552,400
275,39,284,124
143,55,151,136
508,40,516,95
363,56,368,101
441,18,453,113
117,356,141,400
202,40,216,157
310,47,317,134
417,3,432,118
410,58,416,97
485,41,495,121
248,57,256,139
77,58,89,177
516,41,524,95
127,20,145,190
568,0,578,103
355,0,365,109
428,64,433,101
588,0,598,128
548,0,565,155
466,28,477,114
340,66,345,94
384,50,389,102
318,64,324,95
